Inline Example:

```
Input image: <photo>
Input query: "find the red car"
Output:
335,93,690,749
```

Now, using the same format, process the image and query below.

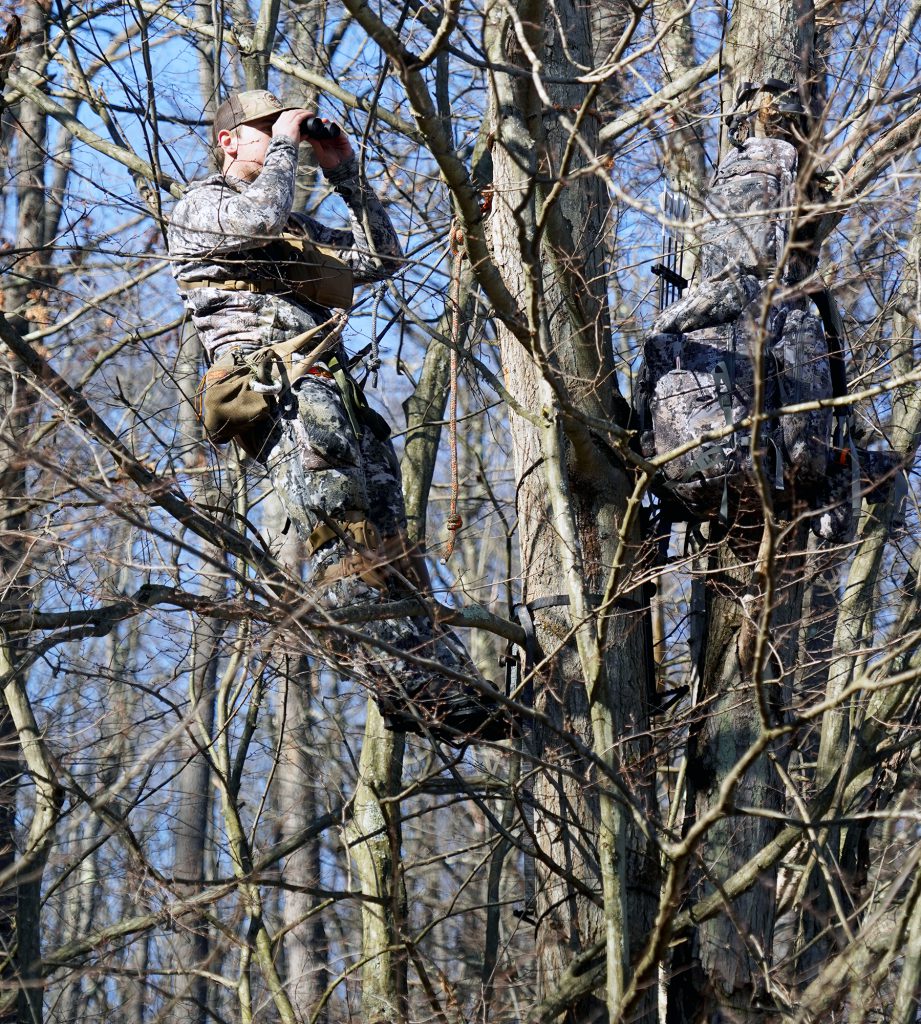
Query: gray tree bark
277,657,330,1021
164,322,227,1024
666,3,822,1019
344,723,407,1024
484,0,657,1018
0,5,58,1019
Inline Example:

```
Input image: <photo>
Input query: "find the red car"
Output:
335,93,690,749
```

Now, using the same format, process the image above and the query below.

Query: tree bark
0,5,55,1018
345,719,407,1024
164,322,227,1024
665,2,822,1018
278,659,330,1021
485,0,657,1017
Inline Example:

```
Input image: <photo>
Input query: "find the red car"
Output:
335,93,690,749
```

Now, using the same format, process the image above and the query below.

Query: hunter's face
220,116,276,179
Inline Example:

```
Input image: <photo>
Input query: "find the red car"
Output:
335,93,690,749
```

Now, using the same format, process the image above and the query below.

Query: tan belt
178,278,289,294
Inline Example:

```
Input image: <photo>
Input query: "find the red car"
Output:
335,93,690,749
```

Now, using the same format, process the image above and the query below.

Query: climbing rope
368,282,385,388
441,222,466,564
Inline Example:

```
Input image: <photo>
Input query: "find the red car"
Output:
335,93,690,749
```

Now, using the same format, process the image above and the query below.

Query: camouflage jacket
167,137,402,362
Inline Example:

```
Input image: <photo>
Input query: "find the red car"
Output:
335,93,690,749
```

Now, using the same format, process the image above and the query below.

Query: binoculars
301,117,341,141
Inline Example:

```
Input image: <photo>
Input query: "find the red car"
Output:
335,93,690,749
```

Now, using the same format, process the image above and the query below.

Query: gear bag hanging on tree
637,100,905,539
637,132,834,521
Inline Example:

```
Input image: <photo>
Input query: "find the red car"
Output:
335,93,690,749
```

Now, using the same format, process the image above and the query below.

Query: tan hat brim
237,105,300,126
213,91,305,142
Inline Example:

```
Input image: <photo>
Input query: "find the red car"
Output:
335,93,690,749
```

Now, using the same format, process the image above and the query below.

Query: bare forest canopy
0,0,920,1021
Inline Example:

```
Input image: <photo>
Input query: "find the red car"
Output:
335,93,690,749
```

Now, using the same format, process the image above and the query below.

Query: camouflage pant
262,372,504,738
265,371,406,542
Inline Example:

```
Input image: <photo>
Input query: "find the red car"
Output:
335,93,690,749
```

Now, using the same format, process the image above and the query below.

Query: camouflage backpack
637,130,837,523
637,102,905,541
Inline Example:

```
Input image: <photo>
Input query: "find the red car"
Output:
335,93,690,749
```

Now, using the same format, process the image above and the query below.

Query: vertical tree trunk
402,258,476,546
791,196,921,989
266,510,331,1022
345,722,407,1024
683,528,805,1015
278,660,330,1021
121,930,149,1024
168,637,219,1024
0,5,54,1018
166,323,226,1024
485,0,657,1017
667,3,821,1018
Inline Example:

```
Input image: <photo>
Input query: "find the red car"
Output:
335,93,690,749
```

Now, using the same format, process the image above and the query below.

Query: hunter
168,90,510,743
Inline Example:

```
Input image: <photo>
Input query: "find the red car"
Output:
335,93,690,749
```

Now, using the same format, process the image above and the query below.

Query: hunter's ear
217,128,238,160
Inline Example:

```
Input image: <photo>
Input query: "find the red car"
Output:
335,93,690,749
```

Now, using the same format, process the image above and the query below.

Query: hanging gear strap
368,283,385,388
809,285,854,453
808,285,865,523
714,352,737,520
323,347,365,440
809,286,849,403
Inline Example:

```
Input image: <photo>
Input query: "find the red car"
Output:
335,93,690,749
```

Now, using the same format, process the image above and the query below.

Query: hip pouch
194,315,349,459
194,349,280,458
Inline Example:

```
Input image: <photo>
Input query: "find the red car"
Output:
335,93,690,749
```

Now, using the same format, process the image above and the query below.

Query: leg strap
306,512,380,557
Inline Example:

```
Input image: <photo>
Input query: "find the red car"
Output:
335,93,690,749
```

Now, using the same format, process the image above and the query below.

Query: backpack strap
713,358,736,428
809,284,853,448
808,286,849,402
809,286,865,523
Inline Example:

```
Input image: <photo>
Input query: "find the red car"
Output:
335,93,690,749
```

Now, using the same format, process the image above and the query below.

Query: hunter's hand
270,109,353,169
272,109,313,144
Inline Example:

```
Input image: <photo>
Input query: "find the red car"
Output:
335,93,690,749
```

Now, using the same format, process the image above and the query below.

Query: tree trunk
485,0,657,1017
164,322,227,1024
345,719,407,1024
278,659,330,1021
666,2,822,1018
0,5,55,1018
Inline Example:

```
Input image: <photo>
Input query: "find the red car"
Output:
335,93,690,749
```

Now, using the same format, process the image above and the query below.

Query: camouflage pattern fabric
266,374,510,742
639,137,834,520
168,139,509,742
314,567,510,741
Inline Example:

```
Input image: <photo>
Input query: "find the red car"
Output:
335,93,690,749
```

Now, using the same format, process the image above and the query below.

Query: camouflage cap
212,90,297,145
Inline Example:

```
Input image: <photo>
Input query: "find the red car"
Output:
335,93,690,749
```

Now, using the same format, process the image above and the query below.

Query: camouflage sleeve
171,138,299,255
292,157,403,283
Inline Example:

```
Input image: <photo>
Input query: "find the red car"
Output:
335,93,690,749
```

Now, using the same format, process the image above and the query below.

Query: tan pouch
195,314,347,457
276,233,354,310
194,356,274,457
